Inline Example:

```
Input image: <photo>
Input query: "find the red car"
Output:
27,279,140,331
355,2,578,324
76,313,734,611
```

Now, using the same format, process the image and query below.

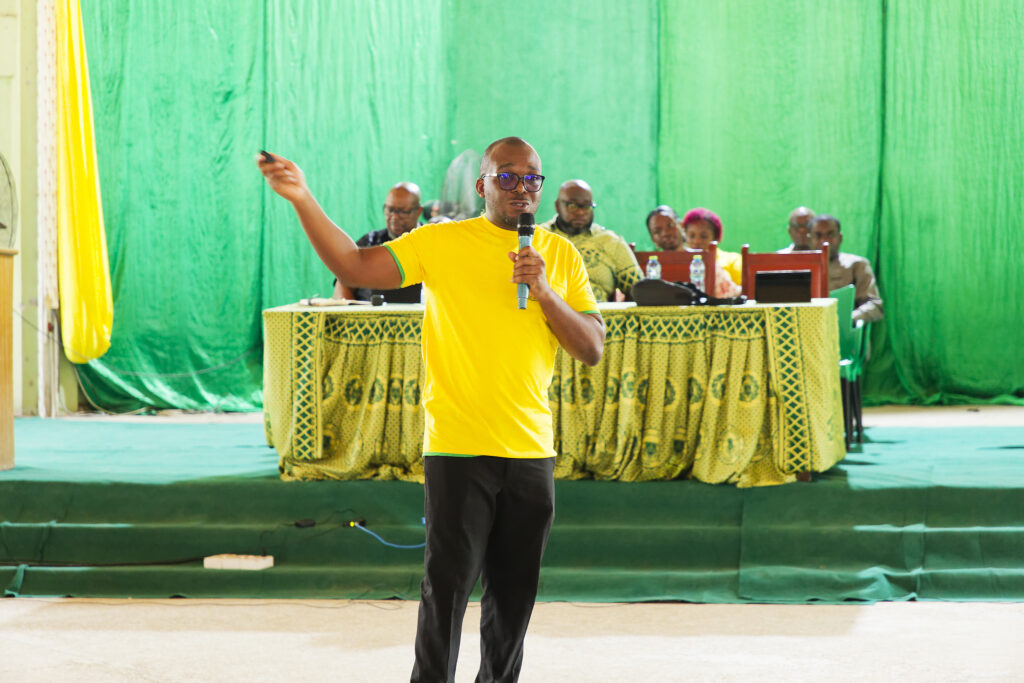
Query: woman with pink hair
680,208,742,298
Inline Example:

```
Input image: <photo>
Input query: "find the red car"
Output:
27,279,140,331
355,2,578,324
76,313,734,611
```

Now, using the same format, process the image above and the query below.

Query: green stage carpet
2,418,1023,602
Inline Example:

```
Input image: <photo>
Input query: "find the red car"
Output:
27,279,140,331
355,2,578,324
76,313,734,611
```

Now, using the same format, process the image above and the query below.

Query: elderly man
259,137,603,682
333,182,423,302
778,206,815,253
809,214,883,323
539,180,642,302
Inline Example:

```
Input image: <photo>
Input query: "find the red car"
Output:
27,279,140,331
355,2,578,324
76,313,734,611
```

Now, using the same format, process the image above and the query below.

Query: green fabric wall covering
76,1,1024,411
77,2,267,411
870,0,1024,403
448,0,659,240
658,1,883,259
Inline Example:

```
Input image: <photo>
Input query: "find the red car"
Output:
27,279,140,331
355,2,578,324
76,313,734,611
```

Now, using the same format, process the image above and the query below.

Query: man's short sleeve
382,226,430,287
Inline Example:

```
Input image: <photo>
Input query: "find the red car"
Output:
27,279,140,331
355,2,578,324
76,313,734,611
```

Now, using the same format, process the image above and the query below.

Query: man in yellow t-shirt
258,137,604,683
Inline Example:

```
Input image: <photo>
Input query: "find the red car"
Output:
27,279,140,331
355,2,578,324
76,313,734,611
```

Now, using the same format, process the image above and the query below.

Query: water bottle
646,255,661,280
690,255,706,293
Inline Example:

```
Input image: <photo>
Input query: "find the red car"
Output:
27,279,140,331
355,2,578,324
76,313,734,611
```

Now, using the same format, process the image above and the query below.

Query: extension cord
203,554,274,570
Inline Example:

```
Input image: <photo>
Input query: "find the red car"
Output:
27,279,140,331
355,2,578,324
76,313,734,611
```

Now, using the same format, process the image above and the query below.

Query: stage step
5,419,1024,602
4,476,1024,601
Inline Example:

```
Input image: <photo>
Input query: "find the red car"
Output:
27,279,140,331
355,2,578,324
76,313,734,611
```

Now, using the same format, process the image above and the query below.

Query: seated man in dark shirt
333,182,424,303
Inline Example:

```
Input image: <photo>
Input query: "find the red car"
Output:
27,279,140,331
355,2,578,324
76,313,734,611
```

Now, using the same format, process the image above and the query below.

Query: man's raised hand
256,152,309,204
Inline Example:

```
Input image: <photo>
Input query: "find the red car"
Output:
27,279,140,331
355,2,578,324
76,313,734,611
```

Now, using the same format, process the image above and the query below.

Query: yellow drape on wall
56,0,112,363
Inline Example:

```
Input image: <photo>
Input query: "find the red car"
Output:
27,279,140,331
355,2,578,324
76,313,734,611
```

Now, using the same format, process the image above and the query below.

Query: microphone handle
517,234,532,309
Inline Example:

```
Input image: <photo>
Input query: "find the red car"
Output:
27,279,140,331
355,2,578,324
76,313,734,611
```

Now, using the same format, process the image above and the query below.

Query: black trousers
411,455,556,683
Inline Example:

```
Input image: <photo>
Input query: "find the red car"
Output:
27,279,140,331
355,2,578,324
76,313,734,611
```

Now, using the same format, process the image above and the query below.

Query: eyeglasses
480,172,545,192
383,205,420,216
559,200,596,211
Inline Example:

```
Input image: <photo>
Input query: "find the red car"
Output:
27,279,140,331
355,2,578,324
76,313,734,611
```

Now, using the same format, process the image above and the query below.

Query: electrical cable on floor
349,518,426,550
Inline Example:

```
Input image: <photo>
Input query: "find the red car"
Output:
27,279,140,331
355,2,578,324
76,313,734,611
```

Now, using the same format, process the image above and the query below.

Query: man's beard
556,215,592,234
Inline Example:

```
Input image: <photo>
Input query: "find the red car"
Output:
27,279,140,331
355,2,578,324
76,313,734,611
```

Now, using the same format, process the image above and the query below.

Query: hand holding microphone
517,213,535,309
509,213,550,310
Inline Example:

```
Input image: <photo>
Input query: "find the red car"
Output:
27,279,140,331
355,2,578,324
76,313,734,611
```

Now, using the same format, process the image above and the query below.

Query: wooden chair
632,242,717,294
740,243,830,299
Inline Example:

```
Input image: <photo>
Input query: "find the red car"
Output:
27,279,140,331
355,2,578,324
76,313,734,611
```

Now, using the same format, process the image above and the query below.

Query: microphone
517,213,535,310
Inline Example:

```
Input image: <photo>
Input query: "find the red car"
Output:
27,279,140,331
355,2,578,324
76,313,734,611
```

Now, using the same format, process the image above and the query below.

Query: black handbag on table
631,279,747,307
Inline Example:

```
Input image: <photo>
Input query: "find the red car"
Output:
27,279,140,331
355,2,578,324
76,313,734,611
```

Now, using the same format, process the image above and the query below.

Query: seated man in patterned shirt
539,179,642,302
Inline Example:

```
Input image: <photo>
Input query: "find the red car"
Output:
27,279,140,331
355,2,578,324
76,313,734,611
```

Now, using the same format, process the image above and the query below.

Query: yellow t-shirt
385,215,598,459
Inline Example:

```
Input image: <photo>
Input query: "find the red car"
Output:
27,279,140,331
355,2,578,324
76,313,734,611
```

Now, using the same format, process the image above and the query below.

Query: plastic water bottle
690,255,706,292
646,255,661,280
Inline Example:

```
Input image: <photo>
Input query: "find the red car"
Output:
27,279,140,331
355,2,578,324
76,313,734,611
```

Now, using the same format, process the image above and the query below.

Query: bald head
383,182,422,238
559,179,592,194
789,206,814,224
390,182,421,203
480,137,539,175
787,206,815,250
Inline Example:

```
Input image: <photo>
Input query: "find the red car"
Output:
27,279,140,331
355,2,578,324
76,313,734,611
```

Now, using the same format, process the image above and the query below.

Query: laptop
754,270,812,303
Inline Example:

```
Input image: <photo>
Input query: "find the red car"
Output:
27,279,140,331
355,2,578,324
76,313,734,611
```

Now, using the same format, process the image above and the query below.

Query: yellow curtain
56,0,112,363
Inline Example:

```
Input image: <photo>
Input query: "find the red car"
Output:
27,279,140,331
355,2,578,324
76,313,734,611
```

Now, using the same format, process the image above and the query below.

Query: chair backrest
633,242,717,294
830,283,869,378
830,284,856,361
741,242,829,299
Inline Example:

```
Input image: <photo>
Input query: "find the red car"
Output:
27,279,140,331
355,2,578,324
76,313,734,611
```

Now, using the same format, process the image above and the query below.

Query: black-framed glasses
480,172,545,192
559,200,596,211
383,205,420,216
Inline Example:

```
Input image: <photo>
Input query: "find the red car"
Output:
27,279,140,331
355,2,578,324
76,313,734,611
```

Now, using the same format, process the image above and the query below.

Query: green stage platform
2,418,1023,602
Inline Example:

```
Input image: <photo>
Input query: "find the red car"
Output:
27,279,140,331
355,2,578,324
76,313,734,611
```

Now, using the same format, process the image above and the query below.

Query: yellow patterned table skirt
262,301,845,487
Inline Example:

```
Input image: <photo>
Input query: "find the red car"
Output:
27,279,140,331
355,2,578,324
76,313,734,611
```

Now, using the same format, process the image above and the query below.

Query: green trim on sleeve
579,309,600,315
382,243,406,285
423,451,481,458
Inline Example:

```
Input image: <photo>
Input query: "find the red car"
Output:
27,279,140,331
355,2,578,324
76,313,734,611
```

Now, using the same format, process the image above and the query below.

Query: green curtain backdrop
77,2,266,411
657,1,883,258
869,0,1024,403
447,0,659,241
76,0,1024,411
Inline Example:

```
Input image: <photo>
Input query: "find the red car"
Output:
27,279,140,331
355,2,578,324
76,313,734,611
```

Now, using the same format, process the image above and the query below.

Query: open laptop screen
754,270,812,303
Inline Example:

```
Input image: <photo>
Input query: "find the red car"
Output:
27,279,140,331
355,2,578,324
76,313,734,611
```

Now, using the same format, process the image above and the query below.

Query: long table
262,301,845,487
